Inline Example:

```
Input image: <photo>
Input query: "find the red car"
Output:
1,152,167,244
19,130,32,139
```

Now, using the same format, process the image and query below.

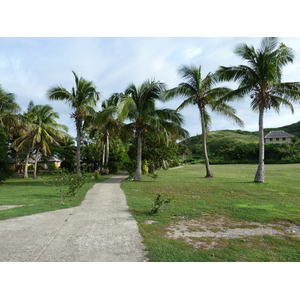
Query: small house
264,131,295,144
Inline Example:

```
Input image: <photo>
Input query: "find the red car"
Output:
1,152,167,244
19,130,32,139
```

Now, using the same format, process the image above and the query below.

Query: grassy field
0,172,110,220
121,164,300,262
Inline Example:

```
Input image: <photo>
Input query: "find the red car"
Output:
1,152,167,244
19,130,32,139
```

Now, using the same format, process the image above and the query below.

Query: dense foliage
0,129,11,181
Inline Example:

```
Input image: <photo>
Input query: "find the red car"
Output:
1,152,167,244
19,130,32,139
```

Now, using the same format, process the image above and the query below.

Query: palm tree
47,71,100,177
216,37,300,182
0,86,21,133
13,104,69,179
118,79,188,181
20,101,39,178
166,65,243,178
92,93,121,169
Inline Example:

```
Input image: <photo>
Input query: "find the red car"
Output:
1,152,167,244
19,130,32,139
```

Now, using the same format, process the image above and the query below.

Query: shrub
94,170,100,180
142,160,149,175
150,193,174,214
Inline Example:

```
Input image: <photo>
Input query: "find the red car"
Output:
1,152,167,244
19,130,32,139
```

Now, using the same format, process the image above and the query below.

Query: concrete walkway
0,174,146,262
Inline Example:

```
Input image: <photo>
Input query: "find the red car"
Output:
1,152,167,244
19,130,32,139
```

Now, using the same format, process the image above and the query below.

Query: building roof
27,154,61,163
265,131,295,139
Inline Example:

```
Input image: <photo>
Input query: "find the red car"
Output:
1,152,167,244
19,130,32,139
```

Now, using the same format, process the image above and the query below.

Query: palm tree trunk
105,131,109,167
102,143,105,168
199,105,213,178
24,153,29,179
254,108,265,183
134,131,142,181
76,120,82,177
33,149,39,179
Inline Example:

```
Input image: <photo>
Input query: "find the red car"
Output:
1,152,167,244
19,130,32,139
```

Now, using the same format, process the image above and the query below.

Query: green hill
178,121,300,164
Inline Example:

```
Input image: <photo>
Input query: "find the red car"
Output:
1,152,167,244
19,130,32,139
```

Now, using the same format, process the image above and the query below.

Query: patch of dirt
0,205,25,211
165,214,300,250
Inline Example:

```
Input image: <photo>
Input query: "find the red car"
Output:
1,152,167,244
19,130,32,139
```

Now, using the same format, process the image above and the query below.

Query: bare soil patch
0,205,25,211
166,214,300,250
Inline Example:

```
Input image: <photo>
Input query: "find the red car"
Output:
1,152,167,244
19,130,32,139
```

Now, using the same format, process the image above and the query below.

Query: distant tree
47,71,100,177
166,65,243,178
118,79,188,181
216,37,300,182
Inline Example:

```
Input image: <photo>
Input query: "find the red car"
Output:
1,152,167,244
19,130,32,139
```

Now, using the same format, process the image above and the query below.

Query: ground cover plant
0,173,110,220
121,164,300,261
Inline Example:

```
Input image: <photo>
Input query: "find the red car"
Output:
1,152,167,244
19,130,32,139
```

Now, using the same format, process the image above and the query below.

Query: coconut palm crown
47,71,100,177
0,86,21,135
166,65,243,178
215,37,300,182
118,79,189,181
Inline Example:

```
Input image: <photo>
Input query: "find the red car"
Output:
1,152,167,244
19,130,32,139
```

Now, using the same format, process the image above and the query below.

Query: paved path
0,174,146,262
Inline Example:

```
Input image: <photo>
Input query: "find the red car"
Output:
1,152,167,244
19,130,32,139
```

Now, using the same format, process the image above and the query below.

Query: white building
264,131,295,144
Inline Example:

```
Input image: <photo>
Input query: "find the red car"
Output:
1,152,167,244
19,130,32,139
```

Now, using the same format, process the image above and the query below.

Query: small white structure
264,131,295,144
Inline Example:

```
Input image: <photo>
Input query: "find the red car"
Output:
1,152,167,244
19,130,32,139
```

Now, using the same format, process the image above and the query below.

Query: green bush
94,170,100,180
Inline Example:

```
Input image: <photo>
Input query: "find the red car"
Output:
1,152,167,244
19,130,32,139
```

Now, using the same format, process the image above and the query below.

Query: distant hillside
178,121,300,164
178,129,258,155
179,121,300,155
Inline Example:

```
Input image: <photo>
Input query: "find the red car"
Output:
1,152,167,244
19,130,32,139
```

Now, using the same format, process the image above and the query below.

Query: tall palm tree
166,65,243,178
47,71,100,177
13,104,68,179
216,37,300,182
118,79,188,181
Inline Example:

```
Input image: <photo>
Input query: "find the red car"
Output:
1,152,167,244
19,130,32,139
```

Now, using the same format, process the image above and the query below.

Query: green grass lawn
121,164,300,262
0,172,110,220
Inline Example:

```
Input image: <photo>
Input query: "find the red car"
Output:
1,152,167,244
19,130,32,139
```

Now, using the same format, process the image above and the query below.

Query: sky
1,37,300,139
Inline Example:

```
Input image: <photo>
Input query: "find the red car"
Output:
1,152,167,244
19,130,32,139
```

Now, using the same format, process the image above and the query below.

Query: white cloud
184,47,203,60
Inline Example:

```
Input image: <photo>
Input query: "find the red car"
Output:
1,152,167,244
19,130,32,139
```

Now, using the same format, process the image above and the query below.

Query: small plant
94,170,100,180
142,160,149,175
150,193,174,214
50,170,86,205
67,173,86,197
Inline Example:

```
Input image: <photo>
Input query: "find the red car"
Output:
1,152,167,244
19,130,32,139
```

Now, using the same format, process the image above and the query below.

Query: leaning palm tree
166,65,243,178
118,79,189,181
13,104,69,179
216,37,300,182
47,71,100,177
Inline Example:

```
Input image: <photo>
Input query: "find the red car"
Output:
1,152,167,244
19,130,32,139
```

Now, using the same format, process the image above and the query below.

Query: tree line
1,37,300,183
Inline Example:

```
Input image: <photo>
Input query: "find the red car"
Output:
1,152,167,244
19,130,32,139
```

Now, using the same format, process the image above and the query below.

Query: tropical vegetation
1,37,300,185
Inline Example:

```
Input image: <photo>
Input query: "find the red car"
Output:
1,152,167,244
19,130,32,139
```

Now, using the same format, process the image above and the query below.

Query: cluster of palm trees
1,37,300,183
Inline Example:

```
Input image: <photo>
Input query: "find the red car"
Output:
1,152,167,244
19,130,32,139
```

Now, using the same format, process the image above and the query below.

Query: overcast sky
1,37,300,138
